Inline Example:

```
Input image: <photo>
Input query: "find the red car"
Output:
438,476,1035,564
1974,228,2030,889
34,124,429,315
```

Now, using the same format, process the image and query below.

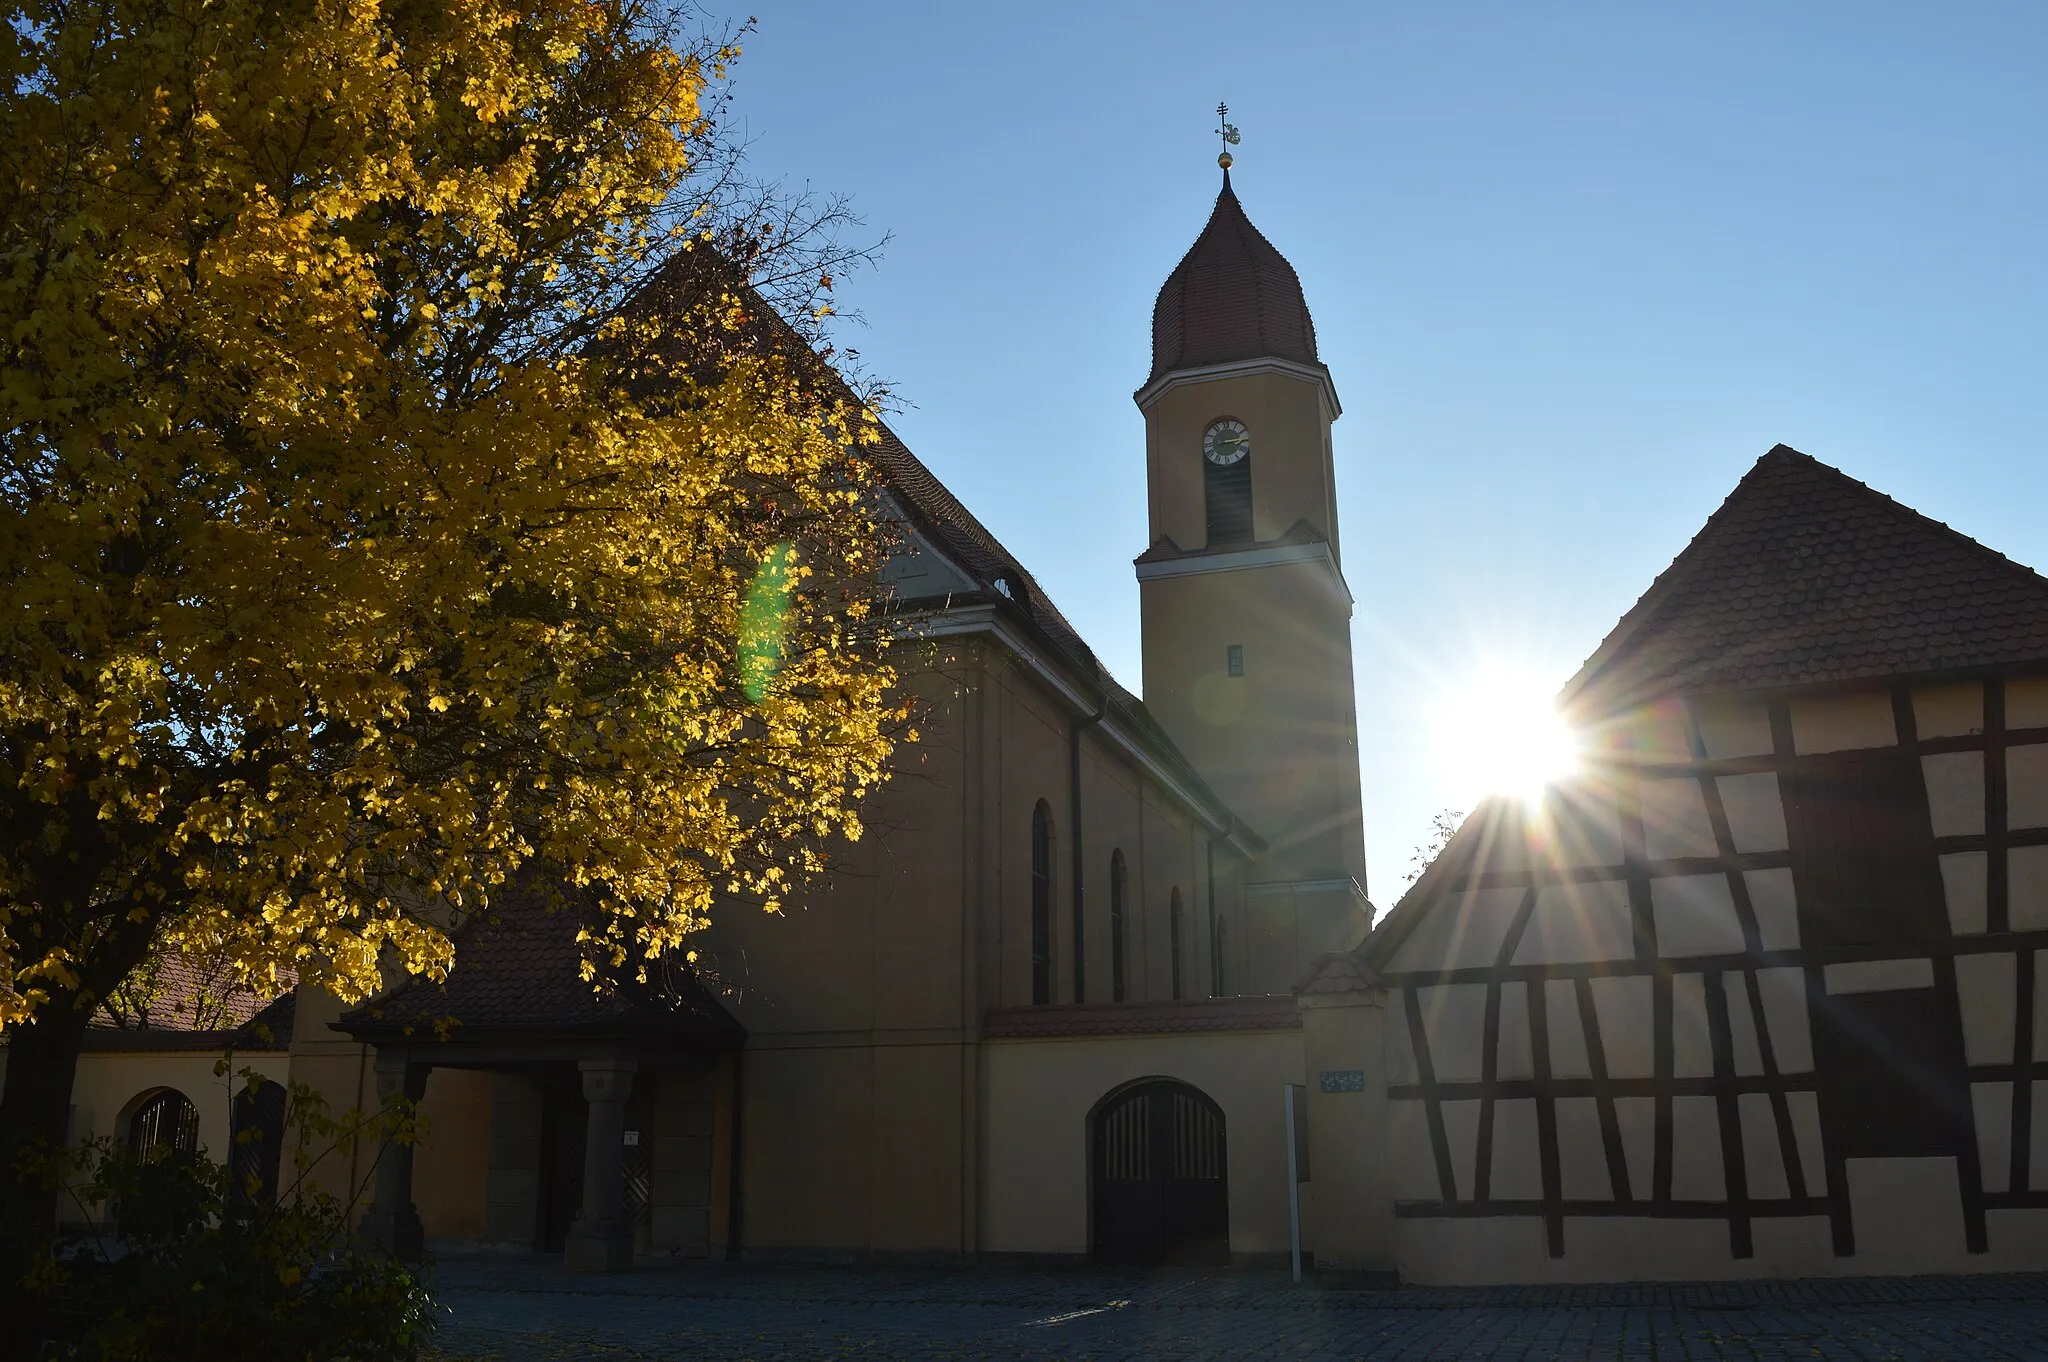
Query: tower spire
1214,102,1240,172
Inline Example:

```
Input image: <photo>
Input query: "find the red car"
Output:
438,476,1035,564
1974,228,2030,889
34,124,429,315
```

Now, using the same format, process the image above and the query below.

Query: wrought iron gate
1090,1079,1229,1265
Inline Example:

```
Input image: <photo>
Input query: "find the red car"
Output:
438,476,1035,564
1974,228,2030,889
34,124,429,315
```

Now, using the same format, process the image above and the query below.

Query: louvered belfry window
1204,455,1253,546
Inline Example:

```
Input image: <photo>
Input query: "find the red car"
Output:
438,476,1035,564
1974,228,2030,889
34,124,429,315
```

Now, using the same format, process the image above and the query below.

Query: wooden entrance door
1090,1080,1229,1265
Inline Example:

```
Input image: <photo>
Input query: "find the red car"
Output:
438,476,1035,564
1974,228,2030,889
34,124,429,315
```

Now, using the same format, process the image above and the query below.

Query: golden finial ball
1217,150,1234,169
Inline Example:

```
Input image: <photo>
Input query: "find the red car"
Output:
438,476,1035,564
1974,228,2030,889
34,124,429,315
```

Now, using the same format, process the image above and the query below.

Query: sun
1434,663,1583,806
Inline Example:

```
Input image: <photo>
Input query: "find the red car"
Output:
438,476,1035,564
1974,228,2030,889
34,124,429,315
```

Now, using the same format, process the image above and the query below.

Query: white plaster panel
1496,981,1534,1081
1387,994,1421,1084
1739,1091,1789,1199
1914,683,1985,739
2008,743,2048,829
1416,983,1491,1083
1670,1095,1725,1200
1845,1158,1969,1275
1787,1090,1827,1195
1513,879,1635,966
1652,874,1746,958
1693,696,1775,759
1555,1096,1612,1200
2010,847,2048,931
1388,1098,1443,1201
1393,1216,1551,1286
1639,778,1719,861
1743,867,1799,951
1752,1216,1841,1276
1606,703,1692,762
2007,677,2048,730
2035,1082,2048,1192
1615,1096,1655,1202
1545,979,1591,1079
1716,772,1789,853
1789,691,1897,754
1756,967,1813,1073
1536,785,1625,871
1825,957,1935,994
1390,887,1530,971
1955,952,2018,1066
1672,973,1714,1078
1443,1098,1483,1203
1974,1082,2014,1195
1985,1208,2048,1269
1942,851,1990,935
2038,956,2048,1062
1590,974,1655,1078
1490,1097,1544,1201
1922,751,1987,837
1727,974,1764,1077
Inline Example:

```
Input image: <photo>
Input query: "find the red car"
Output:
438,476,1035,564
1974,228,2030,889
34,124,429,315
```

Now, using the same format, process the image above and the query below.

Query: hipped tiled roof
1150,172,1320,382
1564,445,2048,712
334,885,742,1045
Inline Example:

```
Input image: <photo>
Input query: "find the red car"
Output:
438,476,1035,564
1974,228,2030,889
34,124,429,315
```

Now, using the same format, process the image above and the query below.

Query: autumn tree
0,0,899,1270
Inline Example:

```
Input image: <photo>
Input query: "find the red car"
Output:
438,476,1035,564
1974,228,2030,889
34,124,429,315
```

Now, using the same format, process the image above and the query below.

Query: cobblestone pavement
426,1255,2048,1360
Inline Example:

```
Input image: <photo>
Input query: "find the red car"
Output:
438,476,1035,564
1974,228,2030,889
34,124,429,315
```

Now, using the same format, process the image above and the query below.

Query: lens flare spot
738,542,796,703
1434,663,1582,807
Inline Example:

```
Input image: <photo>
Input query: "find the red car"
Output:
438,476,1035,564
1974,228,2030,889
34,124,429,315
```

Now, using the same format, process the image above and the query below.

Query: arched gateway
1090,1078,1229,1265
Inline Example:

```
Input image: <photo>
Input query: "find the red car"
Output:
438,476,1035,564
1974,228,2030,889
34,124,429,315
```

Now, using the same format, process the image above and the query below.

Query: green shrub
22,1080,436,1362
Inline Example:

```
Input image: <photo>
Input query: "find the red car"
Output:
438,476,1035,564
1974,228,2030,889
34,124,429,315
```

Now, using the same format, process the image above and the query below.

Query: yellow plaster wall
980,1029,1305,1258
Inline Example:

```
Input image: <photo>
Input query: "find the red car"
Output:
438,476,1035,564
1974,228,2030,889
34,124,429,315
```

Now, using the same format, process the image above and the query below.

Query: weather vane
1215,102,1241,169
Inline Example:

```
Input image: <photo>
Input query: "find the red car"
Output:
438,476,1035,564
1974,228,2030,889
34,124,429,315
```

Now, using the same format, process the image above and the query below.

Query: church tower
1135,165,1369,983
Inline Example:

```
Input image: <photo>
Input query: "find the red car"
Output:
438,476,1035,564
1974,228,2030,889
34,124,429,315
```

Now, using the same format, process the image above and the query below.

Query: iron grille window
1031,801,1053,1004
130,1089,200,1156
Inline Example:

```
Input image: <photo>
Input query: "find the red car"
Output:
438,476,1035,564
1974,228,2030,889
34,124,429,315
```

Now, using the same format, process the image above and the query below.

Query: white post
1283,1083,1303,1283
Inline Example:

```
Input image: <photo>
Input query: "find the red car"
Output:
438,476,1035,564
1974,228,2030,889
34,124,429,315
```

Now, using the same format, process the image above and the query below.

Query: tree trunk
0,995,93,1314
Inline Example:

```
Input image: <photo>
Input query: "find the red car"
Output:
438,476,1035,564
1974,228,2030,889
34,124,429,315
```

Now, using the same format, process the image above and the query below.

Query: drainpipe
1069,700,1107,1003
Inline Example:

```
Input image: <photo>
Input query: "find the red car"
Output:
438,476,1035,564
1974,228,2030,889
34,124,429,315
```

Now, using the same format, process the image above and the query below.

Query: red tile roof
984,995,1301,1039
1150,172,1321,382
334,885,742,1045
1563,445,2048,713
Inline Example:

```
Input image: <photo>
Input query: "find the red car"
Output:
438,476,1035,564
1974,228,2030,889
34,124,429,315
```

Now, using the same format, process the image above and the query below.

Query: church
35,158,2048,1285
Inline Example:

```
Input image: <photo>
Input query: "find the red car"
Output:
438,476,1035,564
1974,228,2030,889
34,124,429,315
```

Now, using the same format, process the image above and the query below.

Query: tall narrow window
1226,644,1244,677
1031,801,1053,1004
1109,850,1128,1003
1213,916,1229,997
1169,889,1185,1001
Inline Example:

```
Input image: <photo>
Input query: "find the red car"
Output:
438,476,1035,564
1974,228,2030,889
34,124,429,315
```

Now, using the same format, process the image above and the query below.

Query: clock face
1203,419,1250,466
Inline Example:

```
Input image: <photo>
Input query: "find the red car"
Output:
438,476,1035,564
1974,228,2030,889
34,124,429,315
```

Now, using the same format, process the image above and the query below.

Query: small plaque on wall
1319,1069,1366,1093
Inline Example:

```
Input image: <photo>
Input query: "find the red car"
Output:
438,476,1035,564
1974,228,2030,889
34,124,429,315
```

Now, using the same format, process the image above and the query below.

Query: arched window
1031,801,1053,1005
1204,452,1253,545
1169,888,1185,1001
1213,916,1229,997
1109,850,1128,1003
129,1088,200,1157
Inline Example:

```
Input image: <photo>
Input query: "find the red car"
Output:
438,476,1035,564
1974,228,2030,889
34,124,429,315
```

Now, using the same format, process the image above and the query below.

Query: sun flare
1435,664,1583,806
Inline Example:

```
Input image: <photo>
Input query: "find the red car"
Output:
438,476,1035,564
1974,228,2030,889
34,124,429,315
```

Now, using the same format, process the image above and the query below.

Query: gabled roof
334,885,743,1046
1150,171,1321,382
1563,445,2048,713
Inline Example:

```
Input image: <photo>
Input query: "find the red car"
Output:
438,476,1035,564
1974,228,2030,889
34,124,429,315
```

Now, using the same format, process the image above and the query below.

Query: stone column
564,1057,638,1272
358,1050,430,1260
1295,954,1395,1275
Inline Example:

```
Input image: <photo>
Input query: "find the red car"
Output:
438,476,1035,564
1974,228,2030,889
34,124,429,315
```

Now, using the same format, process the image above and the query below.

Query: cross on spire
1215,103,1241,170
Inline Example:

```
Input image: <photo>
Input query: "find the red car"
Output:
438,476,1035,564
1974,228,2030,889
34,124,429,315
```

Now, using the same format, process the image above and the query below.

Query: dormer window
992,577,1013,599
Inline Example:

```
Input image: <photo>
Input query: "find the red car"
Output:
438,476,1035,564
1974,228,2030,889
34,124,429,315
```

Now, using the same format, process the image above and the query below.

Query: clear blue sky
729,2,2048,901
